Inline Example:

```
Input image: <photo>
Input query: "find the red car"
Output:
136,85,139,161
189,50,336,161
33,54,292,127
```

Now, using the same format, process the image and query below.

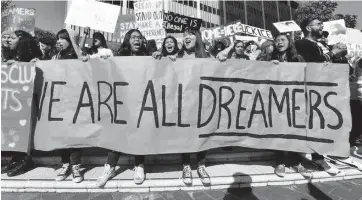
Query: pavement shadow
305,183,333,200
222,172,260,200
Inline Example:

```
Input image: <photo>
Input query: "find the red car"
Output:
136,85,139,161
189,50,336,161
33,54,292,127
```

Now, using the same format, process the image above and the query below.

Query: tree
334,14,358,28
294,0,338,25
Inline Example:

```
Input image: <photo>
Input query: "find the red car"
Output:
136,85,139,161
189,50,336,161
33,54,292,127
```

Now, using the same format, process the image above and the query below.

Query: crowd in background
1,16,362,188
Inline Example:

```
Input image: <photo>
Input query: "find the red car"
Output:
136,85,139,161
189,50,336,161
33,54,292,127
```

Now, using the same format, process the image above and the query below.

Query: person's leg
312,152,339,175
96,151,119,188
350,101,362,148
181,153,192,185
196,151,210,185
288,152,312,178
70,148,83,183
134,155,145,184
55,149,72,181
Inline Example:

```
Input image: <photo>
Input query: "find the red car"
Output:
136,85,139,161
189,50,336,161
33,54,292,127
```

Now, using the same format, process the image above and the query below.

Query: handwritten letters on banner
0,58,346,157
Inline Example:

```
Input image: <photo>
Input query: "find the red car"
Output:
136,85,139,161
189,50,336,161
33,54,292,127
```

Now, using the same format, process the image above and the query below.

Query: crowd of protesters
1,16,362,188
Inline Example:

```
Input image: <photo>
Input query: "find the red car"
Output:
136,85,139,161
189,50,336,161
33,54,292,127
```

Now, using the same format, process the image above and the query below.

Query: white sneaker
337,157,362,171
315,159,340,175
71,164,84,183
55,163,70,181
182,164,192,185
134,164,145,184
96,164,116,188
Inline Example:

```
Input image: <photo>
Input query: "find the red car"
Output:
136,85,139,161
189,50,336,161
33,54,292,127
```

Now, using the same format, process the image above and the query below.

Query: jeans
182,151,207,165
60,148,81,165
107,151,145,168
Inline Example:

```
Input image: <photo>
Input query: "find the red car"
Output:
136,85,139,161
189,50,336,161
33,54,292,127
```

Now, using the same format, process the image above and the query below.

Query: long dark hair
271,34,304,62
178,29,208,58
8,30,42,62
228,40,249,59
88,32,108,55
56,29,78,59
161,35,179,56
210,40,226,57
117,29,148,56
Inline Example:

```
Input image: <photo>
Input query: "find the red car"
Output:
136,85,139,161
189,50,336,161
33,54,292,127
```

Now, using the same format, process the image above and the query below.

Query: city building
11,0,299,43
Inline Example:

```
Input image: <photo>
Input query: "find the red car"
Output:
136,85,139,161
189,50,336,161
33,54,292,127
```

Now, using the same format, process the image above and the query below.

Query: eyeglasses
130,35,142,40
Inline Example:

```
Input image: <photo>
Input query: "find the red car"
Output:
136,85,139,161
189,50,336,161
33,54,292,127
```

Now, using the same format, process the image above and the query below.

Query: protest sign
202,21,273,42
113,14,137,41
32,58,350,157
65,0,120,33
346,28,362,44
133,0,166,40
163,12,202,33
1,7,36,34
347,43,362,63
323,19,347,45
1,63,35,152
273,20,301,33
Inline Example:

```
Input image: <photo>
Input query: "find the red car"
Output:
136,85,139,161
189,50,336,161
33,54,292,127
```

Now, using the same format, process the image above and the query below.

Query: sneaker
275,164,286,177
7,159,32,177
314,159,340,175
55,163,71,181
293,163,312,178
182,164,192,185
197,164,210,185
350,146,359,156
96,164,116,188
134,164,145,185
2,157,20,174
337,157,362,171
71,164,84,183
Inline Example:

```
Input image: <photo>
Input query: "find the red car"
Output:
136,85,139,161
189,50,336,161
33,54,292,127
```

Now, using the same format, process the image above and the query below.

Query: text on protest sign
113,14,137,41
1,7,36,34
31,58,351,157
202,21,273,42
65,0,120,33
163,12,202,33
347,43,362,63
133,0,165,40
1,63,35,152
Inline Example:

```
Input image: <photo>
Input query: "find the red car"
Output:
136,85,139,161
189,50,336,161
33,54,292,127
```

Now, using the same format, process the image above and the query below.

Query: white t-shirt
89,48,113,59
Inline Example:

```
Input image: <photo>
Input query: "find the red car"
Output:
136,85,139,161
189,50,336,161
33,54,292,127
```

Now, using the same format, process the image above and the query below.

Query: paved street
3,179,362,200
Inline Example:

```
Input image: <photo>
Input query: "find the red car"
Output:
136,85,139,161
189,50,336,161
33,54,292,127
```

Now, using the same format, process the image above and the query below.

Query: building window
208,6,212,13
193,1,197,8
212,8,216,14
217,9,220,15
188,1,193,7
203,4,207,12
183,1,188,6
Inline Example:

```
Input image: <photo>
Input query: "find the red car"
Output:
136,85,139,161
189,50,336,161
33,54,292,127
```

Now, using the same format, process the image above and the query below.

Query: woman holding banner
82,30,113,60
152,35,180,61
261,34,312,178
176,28,211,186
96,29,148,188
1,30,42,177
52,29,85,183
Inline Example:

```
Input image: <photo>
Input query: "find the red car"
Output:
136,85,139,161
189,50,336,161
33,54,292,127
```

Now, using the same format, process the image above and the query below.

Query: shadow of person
223,172,260,200
306,183,333,200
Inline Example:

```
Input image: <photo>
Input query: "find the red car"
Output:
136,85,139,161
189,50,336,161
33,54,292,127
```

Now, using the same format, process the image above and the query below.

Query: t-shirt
89,48,113,59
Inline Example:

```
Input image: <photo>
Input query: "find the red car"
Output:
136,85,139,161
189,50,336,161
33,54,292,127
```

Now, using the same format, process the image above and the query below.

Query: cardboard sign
323,19,347,45
65,0,120,33
32,58,350,157
133,0,166,40
346,28,362,44
1,63,35,152
1,7,36,34
202,21,273,42
113,14,137,41
347,43,362,63
163,12,202,33
273,20,301,33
